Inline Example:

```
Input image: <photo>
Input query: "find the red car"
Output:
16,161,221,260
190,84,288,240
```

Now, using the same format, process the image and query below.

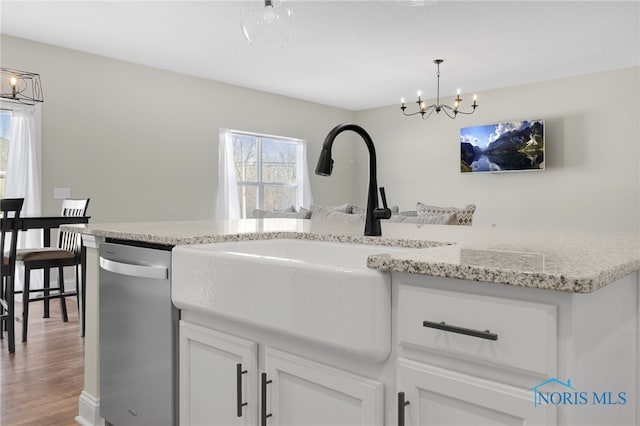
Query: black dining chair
16,198,89,342
0,198,24,353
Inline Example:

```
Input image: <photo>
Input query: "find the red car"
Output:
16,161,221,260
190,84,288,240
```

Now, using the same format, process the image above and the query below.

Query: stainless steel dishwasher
99,241,178,426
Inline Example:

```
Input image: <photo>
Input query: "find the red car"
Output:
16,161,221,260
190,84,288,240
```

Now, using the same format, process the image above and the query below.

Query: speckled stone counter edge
65,225,640,294
73,228,446,249
367,254,640,294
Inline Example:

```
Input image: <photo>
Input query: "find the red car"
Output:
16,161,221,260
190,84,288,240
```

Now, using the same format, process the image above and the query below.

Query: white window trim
216,128,313,220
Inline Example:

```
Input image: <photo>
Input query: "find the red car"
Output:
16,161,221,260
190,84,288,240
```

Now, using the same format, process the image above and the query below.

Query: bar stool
16,198,89,342
0,198,24,353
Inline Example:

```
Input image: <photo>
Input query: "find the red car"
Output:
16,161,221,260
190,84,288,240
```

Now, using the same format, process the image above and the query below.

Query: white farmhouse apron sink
172,238,408,361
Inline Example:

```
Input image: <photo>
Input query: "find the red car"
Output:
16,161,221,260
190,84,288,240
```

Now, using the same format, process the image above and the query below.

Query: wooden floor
0,300,83,426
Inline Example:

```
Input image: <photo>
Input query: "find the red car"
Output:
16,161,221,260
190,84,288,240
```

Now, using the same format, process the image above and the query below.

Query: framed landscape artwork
460,119,545,173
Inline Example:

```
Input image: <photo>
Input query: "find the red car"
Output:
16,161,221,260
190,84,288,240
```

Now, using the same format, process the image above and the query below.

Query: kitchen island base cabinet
397,358,555,426
179,321,384,426
394,272,638,426
179,321,258,426
264,348,383,426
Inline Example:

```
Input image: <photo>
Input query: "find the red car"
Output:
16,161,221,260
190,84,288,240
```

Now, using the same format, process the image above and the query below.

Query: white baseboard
75,391,105,426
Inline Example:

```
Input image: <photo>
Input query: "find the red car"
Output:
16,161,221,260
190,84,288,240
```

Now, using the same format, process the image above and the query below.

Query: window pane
263,185,297,211
237,184,257,219
233,134,258,182
262,138,297,184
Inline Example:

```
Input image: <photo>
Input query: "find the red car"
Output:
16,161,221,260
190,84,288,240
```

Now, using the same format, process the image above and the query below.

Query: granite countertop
64,219,640,294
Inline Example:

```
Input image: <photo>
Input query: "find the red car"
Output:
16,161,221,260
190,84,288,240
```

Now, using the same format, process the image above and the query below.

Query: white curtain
3,102,43,290
297,142,314,208
216,129,240,220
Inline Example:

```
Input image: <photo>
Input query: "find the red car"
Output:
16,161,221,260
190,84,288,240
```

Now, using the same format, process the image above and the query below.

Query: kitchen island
68,219,640,426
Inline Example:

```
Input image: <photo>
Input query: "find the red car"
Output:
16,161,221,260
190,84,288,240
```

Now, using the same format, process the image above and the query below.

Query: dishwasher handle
100,257,169,280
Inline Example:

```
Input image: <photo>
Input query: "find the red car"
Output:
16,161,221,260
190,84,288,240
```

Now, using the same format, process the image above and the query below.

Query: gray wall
355,68,640,232
0,35,358,222
2,35,639,232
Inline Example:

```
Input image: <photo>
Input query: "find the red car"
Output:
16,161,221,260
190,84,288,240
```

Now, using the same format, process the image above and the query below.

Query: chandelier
401,59,477,119
0,68,44,105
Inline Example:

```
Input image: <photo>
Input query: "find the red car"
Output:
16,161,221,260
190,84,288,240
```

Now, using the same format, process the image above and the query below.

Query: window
0,111,10,198
218,129,312,219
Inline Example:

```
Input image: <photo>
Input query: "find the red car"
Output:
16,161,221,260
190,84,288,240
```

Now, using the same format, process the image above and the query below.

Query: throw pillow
310,205,365,223
273,206,296,212
351,205,400,215
416,203,476,226
330,203,352,213
387,213,457,225
298,207,312,219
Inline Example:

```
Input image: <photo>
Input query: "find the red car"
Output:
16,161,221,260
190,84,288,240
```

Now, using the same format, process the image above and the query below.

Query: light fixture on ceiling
0,68,43,105
240,0,294,50
401,59,477,120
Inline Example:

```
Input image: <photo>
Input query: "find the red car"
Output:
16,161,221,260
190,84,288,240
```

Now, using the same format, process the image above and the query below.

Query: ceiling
1,1,638,111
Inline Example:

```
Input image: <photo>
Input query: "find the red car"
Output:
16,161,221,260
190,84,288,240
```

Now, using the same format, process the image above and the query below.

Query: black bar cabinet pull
236,363,248,417
423,320,498,341
261,372,273,426
398,391,410,426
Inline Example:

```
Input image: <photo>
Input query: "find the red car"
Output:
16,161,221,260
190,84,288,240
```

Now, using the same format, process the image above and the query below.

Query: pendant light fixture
240,0,294,50
401,59,478,120
0,68,43,105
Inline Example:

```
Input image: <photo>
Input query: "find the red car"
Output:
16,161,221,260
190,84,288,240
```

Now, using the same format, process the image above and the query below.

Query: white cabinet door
180,321,259,426
263,347,384,426
397,358,555,426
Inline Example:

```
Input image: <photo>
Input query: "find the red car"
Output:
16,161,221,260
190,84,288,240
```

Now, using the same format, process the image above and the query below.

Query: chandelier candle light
401,59,477,119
